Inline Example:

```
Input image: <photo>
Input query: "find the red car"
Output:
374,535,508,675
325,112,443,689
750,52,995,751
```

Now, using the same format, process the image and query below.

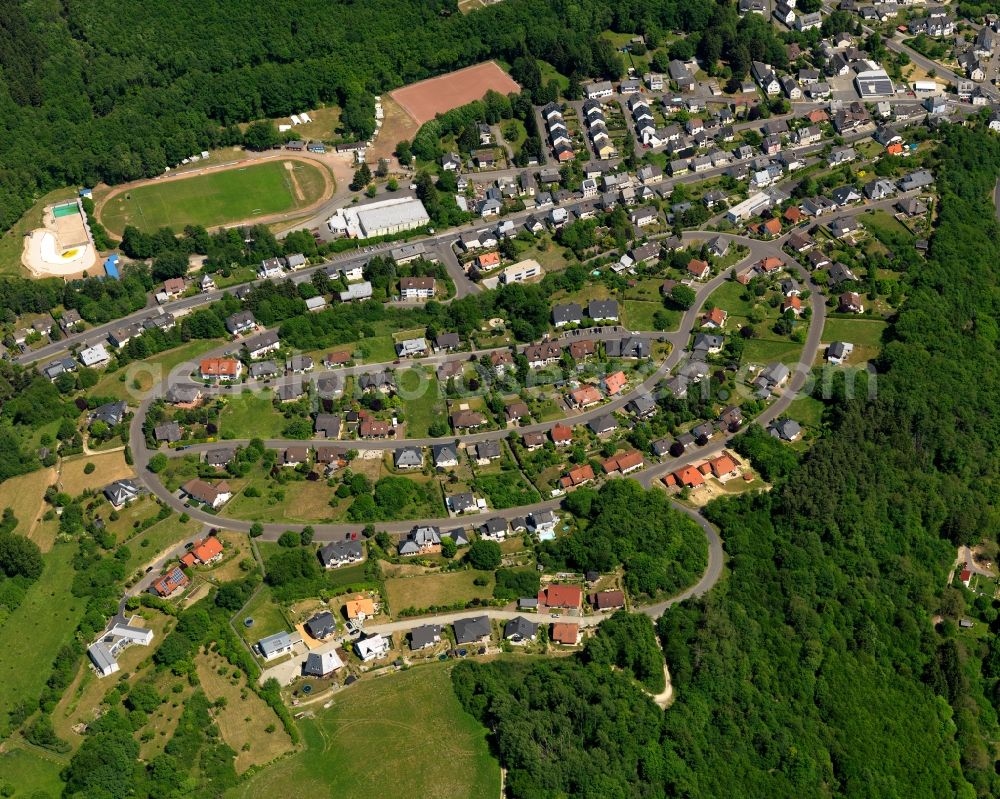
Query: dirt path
94,152,337,238
648,663,674,710
285,161,305,201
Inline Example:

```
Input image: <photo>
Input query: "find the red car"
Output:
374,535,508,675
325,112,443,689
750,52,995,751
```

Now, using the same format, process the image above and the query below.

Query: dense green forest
452,123,1000,798
0,0,788,233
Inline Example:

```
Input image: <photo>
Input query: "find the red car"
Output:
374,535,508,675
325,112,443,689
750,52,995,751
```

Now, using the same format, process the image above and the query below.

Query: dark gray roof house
205,447,236,467
652,437,672,456
435,333,461,351
588,299,620,321
479,517,509,539
154,421,182,443
588,414,618,436
409,624,442,650
453,616,492,645
606,335,651,358
443,527,470,546
552,303,584,326
504,616,539,642
304,611,336,640
104,479,142,507
474,440,502,461
314,414,341,438
447,493,477,513
827,262,858,286
432,443,459,467
249,360,279,380
394,446,423,469
770,418,802,441
627,394,656,417
318,539,363,567
91,401,127,427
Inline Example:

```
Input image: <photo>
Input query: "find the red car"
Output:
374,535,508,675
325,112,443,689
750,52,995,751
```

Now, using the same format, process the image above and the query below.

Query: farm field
220,391,286,439
0,544,86,735
384,570,495,613
226,662,500,799
99,159,329,235
706,279,765,318
622,299,663,331
785,394,826,431
195,650,295,773
859,210,914,241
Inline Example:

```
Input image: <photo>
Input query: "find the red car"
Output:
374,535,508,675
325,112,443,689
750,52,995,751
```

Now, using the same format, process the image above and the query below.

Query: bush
467,540,502,570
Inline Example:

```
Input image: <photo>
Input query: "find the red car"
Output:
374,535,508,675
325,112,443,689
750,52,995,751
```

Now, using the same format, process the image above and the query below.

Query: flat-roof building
327,197,430,239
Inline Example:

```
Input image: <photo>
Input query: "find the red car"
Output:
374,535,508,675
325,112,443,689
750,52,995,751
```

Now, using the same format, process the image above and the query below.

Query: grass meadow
227,662,499,799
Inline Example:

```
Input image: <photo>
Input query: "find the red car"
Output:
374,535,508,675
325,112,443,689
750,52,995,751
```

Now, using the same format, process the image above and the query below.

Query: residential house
225,310,257,336
394,446,423,469
551,622,581,646
409,624,443,651
838,291,864,313
245,331,281,359
770,418,803,441
538,584,583,610
560,463,595,490
552,303,583,327
826,341,855,364
453,616,492,646
446,492,478,514
398,525,441,556
314,413,341,439
504,617,539,643
399,276,436,300
154,421,182,443
355,634,390,662
318,539,364,568
104,479,143,509
473,440,502,464
151,566,189,598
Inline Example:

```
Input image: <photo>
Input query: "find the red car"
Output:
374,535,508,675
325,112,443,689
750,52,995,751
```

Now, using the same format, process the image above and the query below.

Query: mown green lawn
226,662,500,799
741,337,803,366
0,544,86,736
706,280,772,318
622,299,665,331
785,395,825,430
354,334,397,364
860,210,913,242
237,586,292,646
220,391,285,439
822,317,889,349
